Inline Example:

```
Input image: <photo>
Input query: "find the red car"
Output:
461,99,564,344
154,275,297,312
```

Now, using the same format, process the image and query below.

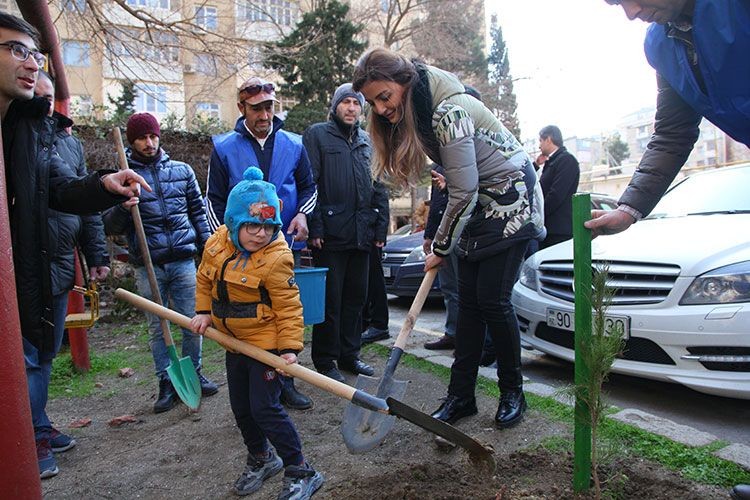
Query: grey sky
487,0,656,141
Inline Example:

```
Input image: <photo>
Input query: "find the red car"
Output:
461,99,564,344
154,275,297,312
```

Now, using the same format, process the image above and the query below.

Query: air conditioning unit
183,63,196,74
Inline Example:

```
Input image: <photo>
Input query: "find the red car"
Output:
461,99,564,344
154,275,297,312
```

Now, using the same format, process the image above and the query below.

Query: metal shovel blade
166,345,201,410
341,374,408,453
386,397,495,466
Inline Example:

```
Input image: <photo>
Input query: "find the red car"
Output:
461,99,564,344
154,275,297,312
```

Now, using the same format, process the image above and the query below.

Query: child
190,167,323,499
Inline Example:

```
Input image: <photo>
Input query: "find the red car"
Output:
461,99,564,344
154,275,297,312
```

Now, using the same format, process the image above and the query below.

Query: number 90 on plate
546,308,630,339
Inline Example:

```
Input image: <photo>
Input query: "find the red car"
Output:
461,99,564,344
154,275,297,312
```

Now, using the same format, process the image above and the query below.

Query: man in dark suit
536,125,580,249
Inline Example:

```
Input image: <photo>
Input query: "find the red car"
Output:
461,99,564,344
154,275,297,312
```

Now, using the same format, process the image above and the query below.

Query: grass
50,319,228,398
49,349,148,399
362,343,750,488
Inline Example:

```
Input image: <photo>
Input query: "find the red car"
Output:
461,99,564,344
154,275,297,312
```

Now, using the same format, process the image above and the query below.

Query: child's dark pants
225,351,304,466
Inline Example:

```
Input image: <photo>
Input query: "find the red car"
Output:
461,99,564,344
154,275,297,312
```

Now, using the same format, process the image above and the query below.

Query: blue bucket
294,267,328,325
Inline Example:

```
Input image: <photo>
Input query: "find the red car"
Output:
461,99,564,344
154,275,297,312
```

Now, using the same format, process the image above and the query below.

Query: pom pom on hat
243,166,264,181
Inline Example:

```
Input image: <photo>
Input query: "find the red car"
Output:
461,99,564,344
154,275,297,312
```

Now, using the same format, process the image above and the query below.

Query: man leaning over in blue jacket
590,2,750,499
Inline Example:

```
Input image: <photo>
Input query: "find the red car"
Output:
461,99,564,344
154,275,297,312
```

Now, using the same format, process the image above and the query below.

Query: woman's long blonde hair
353,48,427,189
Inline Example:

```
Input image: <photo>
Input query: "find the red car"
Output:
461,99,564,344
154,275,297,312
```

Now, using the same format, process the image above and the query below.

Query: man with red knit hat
104,112,219,413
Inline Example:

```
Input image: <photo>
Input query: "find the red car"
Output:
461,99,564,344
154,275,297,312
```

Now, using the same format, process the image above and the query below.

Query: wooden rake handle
114,288,358,402
112,128,174,347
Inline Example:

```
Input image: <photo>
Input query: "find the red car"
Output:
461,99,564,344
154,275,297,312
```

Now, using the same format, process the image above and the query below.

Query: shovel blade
341,374,408,453
166,345,201,410
386,397,494,466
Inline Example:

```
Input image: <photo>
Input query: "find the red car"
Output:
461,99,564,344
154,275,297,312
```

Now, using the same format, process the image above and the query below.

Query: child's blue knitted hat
224,167,283,251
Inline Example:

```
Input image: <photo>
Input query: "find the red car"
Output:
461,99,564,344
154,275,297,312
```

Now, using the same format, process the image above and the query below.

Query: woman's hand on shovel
277,353,298,377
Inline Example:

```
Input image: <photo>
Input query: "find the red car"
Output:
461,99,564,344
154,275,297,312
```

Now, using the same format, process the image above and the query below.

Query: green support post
572,193,592,492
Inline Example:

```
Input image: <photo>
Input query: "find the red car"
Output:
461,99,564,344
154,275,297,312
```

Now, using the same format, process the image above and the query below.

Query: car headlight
404,246,427,264
680,261,750,305
519,259,538,291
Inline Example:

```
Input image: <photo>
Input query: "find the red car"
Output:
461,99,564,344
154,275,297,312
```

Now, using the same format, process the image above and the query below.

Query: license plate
546,308,630,339
383,266,391,278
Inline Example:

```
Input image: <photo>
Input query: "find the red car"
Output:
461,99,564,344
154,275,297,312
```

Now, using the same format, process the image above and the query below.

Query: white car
512,164,750,399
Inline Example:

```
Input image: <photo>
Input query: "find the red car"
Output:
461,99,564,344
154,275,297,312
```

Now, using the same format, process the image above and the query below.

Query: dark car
383,193,619,298
382,230,442,298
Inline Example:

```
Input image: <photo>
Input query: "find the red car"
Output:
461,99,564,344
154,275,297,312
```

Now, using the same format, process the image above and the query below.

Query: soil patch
42,302,726,499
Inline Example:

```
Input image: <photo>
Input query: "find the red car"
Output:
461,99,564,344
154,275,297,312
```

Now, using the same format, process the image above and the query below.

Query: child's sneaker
233,449,283,496
50,428,77,453
37,439,59,479
277,463,323,500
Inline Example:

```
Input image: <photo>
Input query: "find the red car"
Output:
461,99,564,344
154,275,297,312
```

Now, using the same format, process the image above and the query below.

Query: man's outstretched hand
584,209,636,238
101,170,152,198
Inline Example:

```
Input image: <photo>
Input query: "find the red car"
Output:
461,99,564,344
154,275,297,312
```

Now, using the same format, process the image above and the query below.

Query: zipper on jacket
149,163,174,256
219,251,239,337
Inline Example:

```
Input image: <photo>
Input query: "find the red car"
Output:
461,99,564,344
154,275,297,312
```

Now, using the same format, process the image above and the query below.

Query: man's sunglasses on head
0,41,47,67
241,83,275,97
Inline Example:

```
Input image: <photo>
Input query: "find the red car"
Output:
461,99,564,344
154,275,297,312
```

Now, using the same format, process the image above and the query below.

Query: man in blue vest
205,77,317,410
587,0,750,240
592,3,749,499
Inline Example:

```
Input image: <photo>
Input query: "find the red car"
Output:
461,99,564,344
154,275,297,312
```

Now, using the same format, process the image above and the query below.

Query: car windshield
645,166,750,218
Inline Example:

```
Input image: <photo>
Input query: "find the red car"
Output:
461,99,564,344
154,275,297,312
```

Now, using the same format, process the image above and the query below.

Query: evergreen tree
604,132,630,168
265,0,365,114
413,1,487,84
487,15,521,139
107,80,137,127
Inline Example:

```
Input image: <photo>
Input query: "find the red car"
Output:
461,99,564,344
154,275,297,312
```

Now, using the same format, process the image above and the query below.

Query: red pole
0,127,43,497
67,254,91,372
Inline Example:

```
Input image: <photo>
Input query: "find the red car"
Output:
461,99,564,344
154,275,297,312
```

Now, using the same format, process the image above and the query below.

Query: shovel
112,128,201,410
114,288,493,465
342,268,437,453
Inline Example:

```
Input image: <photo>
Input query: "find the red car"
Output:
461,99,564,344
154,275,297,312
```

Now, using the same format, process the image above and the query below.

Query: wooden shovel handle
393,268,437,350
114,288,358,402
112,128,174,347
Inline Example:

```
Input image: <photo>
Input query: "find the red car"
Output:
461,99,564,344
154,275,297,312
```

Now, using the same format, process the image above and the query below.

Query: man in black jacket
104,113,218,414
303,84,389,382
0,13,150,480
33,70,111,458
537,125,580,249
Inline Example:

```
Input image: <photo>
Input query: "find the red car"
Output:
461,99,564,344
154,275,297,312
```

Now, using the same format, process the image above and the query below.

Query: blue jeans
135,259,202,379
438,249,459,338
24,292,68,440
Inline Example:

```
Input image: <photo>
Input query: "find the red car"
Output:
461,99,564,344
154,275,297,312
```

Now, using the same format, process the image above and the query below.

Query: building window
126,0,169,8
194,53,217,76
71,95,93,116
240,0,297,26
62,41,91,67
196,102,220,119
109,30,178,65
135,84,167,114
247,46,263,70
195,6,218,30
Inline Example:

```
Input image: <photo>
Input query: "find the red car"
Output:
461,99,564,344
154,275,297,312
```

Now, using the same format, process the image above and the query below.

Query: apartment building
617,105,750,169
43,0,304,128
